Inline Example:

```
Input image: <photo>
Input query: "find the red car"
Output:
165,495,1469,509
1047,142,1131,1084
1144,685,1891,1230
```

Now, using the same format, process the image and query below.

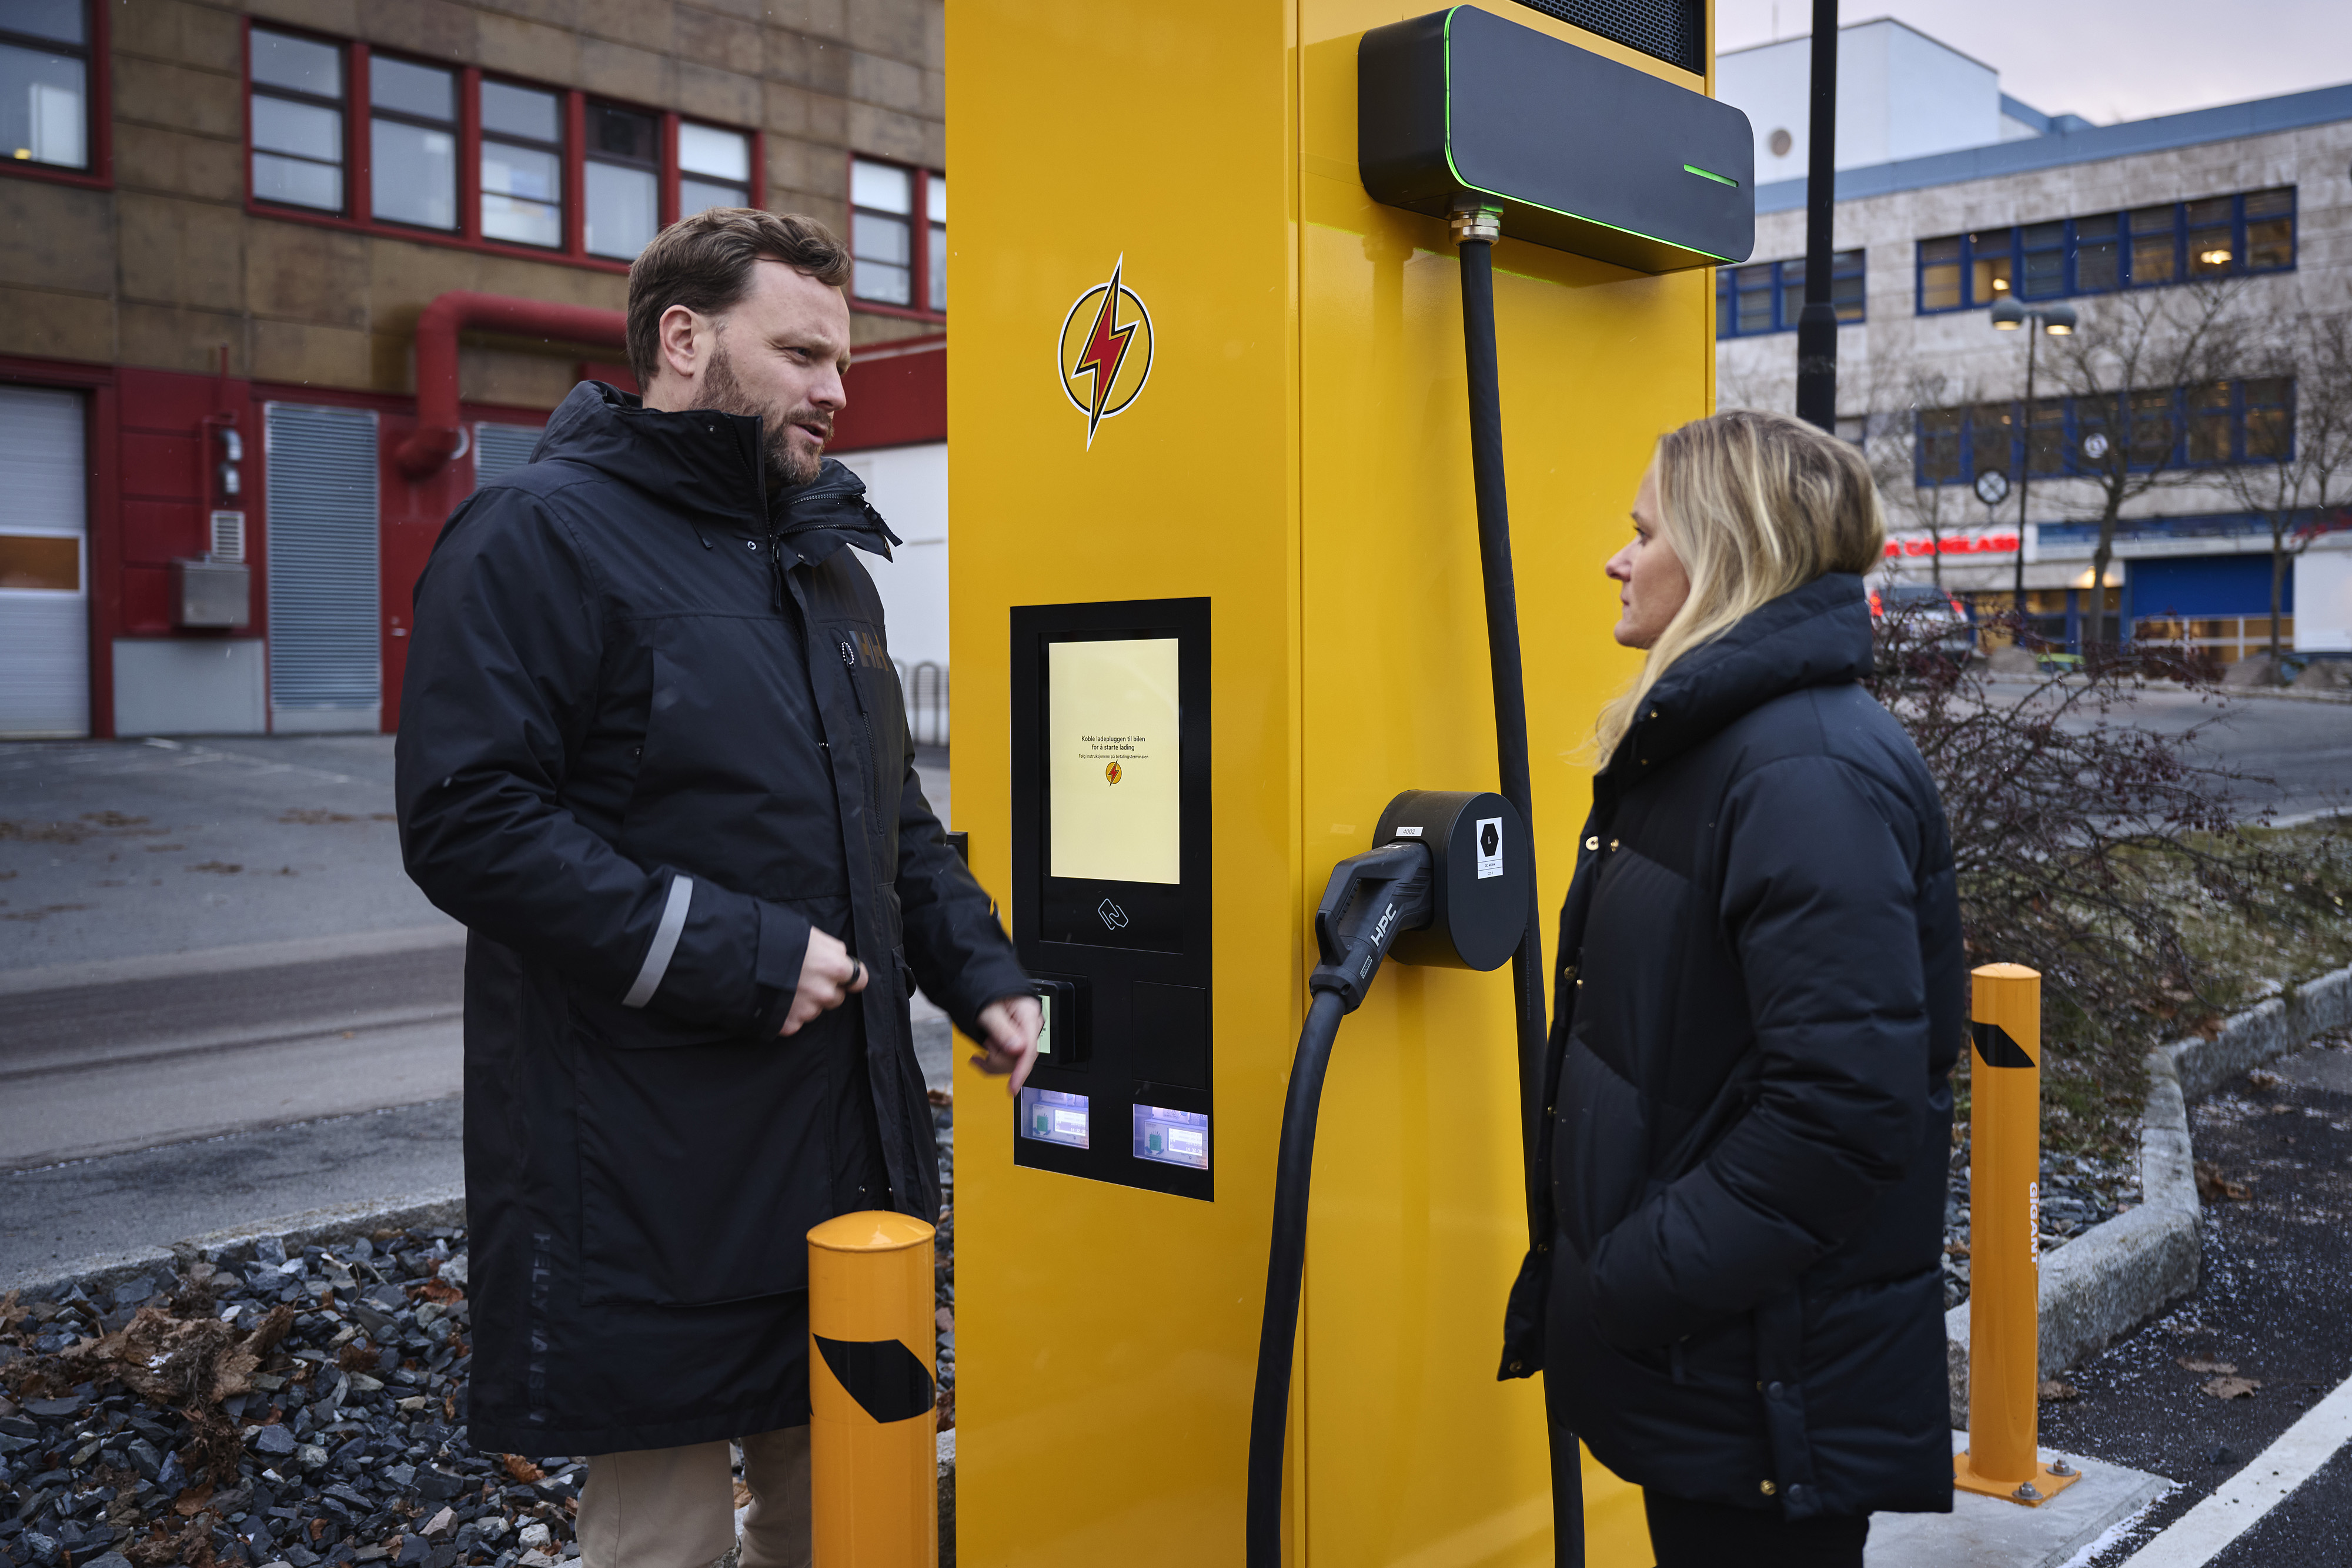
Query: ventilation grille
209,509,246,562
473,422,545,488
1509,0,1704,75
265,402,380,710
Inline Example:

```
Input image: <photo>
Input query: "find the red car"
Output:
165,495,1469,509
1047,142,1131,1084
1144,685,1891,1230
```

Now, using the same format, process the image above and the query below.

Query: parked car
1870,579,1977,668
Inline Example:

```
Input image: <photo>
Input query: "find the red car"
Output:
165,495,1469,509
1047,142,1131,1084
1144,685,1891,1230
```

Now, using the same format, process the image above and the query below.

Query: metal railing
896,660,950,748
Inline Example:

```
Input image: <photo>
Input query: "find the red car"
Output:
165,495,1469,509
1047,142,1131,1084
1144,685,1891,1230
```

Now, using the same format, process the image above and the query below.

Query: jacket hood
1606,572,1874,778
534,381,899,563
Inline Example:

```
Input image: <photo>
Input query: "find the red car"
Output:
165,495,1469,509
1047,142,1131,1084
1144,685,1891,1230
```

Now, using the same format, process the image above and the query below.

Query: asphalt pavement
0,1099,463,1285
1985,680,2352,822
0,735,957,1288
2137,686,2352,822
0,735,449,975
0,940,465,1171
2043,1034,2352,1564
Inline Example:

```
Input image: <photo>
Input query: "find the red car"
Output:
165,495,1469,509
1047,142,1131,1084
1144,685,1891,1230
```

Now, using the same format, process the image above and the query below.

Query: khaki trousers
577,1426,811,1568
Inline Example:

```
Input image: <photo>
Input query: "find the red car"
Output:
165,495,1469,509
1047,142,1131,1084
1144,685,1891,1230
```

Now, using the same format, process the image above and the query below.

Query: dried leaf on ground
503,1454,547,1483
2202,1375,2263,1399
2177,1356,2238,1373
2037,1379,2079,1401
2196,1161,2253,1201
2246,1068,2285,1091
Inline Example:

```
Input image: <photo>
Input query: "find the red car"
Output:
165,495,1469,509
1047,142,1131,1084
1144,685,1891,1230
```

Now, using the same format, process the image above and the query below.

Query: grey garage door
0,385,88,737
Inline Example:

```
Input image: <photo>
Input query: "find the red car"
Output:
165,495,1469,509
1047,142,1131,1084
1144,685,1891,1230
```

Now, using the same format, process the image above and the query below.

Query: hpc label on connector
1475,817,1504,879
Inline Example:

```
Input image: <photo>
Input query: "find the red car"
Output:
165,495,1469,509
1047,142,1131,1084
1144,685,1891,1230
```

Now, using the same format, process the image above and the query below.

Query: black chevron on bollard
813,1335,936,1425
1972,1019,2036,1069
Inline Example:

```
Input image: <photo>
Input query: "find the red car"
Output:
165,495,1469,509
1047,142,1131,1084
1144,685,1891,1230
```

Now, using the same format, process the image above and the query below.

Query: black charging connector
1308,840,1434,1011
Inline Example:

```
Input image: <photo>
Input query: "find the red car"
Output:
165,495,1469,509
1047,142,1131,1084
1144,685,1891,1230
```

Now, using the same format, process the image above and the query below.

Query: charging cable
1245,841,1435,1568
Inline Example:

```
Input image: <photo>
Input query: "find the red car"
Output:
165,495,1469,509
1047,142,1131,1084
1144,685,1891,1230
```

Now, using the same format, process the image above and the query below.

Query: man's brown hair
624,208,851,391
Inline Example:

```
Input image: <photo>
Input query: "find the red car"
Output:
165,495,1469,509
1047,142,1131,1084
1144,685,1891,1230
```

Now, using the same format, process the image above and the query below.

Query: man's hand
971,994,1042,1095
780,928,868,1037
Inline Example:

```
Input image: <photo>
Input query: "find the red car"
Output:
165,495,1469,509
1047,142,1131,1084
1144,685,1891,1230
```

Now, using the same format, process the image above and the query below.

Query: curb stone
0,1182,465,1306
1945,960,2352,1426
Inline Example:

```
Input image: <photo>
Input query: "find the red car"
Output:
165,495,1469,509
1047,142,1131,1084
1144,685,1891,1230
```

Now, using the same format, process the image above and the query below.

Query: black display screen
1008,598,1212,1200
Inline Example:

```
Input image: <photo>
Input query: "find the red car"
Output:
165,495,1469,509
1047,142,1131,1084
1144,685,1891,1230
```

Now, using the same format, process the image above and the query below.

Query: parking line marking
2119,1366,2352,1566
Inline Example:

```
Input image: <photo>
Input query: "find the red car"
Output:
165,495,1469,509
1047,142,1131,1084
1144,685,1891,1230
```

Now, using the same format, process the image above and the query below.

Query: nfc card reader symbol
1097,898,1130,931
1475,817,1504,879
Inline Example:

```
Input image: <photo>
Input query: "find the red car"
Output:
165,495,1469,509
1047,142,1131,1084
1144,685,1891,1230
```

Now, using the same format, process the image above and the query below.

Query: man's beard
700,342,830,492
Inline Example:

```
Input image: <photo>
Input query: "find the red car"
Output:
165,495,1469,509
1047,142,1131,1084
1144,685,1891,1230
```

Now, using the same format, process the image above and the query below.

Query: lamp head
1990,296,2027,330
2042,303,2079,336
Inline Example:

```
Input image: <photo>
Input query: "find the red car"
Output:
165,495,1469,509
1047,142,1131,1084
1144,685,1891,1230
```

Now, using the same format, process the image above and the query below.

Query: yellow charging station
947,3,1728,1562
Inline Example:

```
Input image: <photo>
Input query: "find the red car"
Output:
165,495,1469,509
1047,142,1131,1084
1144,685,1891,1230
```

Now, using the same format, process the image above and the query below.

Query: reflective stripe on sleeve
621,874,695,1008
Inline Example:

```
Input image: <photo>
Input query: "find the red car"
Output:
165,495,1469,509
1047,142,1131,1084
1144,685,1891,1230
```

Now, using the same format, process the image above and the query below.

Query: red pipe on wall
395,290,627,478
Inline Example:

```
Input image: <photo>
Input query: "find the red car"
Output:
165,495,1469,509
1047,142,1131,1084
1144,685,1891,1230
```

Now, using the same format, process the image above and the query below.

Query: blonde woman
1499,410,1963,1566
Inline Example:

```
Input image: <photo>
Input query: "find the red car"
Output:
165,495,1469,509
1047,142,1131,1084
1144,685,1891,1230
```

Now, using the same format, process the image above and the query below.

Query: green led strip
1683,163,1739,188
1439,6,1739,265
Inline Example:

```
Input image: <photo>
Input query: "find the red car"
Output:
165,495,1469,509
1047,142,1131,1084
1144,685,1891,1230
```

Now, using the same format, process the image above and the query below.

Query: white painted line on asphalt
2056,1485,2177,1568
2117,1366,2352,1567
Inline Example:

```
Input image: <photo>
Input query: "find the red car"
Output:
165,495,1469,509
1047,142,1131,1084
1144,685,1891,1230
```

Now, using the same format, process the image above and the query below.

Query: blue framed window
1715,249,1863,337
1915,188,2294,314
1914,380,2294,485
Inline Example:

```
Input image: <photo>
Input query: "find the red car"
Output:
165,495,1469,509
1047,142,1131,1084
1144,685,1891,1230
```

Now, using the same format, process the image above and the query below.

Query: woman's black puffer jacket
1499,572,1964,1521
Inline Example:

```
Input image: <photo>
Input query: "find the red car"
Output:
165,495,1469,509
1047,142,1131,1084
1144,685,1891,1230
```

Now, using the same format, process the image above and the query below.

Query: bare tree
1859,366,1981,590
2212,312,2352,667
2042,282,2251,648
1868,604,2272,1153
1713,355,1786,417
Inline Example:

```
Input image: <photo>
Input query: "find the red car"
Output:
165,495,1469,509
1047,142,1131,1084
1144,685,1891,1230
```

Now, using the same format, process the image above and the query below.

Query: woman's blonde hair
1592,409,1886,763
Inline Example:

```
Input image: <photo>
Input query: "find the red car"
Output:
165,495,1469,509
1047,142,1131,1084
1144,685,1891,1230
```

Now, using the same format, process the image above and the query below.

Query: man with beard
395,209,1038,1568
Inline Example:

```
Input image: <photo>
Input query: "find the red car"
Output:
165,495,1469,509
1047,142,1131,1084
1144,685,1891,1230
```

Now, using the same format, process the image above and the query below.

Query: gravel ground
0,1102,959,1568
1941,1140,2140,1310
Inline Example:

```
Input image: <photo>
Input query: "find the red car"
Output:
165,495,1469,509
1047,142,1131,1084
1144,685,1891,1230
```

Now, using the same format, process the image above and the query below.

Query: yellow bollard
808,1211,940,1566
1954,964,2081,1506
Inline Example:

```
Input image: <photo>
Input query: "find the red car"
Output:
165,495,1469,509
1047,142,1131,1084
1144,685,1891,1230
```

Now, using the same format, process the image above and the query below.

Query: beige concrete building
0,0,951,738
1715,26,2352,660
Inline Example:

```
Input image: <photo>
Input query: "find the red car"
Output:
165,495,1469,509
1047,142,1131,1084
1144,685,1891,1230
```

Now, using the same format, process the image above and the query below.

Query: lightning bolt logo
1057,256,1155,448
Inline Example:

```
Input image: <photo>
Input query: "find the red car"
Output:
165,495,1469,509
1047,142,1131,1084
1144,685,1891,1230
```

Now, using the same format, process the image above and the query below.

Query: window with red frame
371,56,457,230
851,157,945,315
250,28,345,210
0,0,91,170
679,122,752,217
246,25,760,268
480,78,563,249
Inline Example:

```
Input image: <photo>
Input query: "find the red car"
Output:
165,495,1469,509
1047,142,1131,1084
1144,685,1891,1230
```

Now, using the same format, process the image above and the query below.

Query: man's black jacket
1501,573,1963,1520
395,381,1027,1454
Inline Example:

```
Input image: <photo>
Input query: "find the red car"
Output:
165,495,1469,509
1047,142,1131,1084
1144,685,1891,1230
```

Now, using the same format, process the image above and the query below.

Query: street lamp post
1794,0,1841,432
1991,296,2077,642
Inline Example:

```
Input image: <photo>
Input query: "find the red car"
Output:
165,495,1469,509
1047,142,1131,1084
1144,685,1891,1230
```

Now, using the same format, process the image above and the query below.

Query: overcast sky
1715,0,2352,126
